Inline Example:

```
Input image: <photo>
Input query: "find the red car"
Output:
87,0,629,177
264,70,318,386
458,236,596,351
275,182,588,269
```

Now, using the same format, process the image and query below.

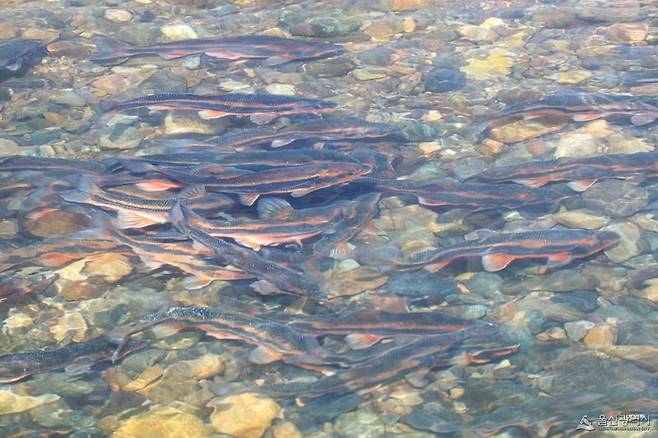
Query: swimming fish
0,38,46,80
90,34,343,66
404,229,620,273
106,92,336,123
0,337,142,383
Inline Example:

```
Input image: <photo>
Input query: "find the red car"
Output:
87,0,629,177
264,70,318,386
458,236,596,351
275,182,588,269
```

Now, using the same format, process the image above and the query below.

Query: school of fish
7,30,658,408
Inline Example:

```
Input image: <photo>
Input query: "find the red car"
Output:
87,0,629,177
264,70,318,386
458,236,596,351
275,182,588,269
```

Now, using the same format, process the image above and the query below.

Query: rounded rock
424,67,466,93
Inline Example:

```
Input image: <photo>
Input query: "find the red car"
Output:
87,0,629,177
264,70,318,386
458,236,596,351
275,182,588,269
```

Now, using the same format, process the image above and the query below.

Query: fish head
596,231,621,250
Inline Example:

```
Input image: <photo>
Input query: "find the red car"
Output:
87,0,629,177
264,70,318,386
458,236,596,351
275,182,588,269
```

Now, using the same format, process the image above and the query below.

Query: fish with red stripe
402,229,619,273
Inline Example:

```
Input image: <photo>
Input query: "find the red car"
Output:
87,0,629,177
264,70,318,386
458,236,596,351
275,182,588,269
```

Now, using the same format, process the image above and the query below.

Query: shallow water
0,0,657,437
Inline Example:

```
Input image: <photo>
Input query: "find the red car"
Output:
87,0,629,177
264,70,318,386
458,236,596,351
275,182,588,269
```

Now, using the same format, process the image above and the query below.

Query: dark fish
107,306,332,372
158,161,372,206
0,155,107,174
106,92,336,123
175,198,340,250
0,337,141,383
367,177,564,210
312,192,382,258
172,205,326,300
90,34,343,66
274,310,474,349
0,39,46,80
221,326,517,402
0,176,34,198
472,151,658,191
203,117,401,150
59,175,205,228
0,273,56,304
404,229,620,273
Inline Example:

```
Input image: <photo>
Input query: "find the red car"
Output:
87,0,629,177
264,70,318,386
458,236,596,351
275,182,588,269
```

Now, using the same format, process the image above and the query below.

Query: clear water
0,0,657,436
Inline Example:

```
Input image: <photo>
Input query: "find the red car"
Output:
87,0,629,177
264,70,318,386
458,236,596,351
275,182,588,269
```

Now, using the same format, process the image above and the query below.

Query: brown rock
22,209,90,238
113,405,211,438
83,253,134,283
209,393,282,438
383,0,428,11
490,114,569,143
272,422,302,438
603,23,647,43
583,324,617,349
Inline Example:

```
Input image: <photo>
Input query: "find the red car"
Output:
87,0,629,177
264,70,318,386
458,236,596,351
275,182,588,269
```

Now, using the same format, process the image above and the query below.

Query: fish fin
481,253,515,272
233,238,262,251
541,253,572,273
329,242,356,259
248,346,282,364
406,370,430,387
257,197,294,220
77,175,100,194
567,179,597,192
198,110,229,120
191,240,209,252
424,260,450,273
250,279,281,295
179,184,206,199
416,196,442,206
136,179,182,192
408,248,437,264
250,113,277,125
116,210,158,229
263,55,291,67
630,113,657,126
64,361,95,377
181,275,213,290
290,188,317,198
150,322,185,338
59,189,92,204
270,138,294,148
572,113,604,122
345,334,385,350
89,35,130,65
511,178,545,188
239,193,260,206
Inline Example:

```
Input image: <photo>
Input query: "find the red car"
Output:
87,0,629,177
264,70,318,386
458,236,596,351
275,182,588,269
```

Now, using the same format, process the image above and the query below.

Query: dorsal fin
257,197,294,220
178,184,206,200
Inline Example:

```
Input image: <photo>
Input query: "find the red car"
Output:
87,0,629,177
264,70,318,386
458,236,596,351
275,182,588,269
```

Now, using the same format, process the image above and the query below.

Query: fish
312,192,382,258
85,213,253,290
274,310,475,349
215,326,518,402
366,177,564,210
152,161,372,206
173,198,340,250
0,38,46,80
202,117,401,150
0,155,107,174
404,229,620,273
172,205,326,300
59,174,206,228
471,152,658,191
0,337,142,383
0,176,34,198
106,306,333,372
106,92,336,123
90,34,343,66
0,273,56,304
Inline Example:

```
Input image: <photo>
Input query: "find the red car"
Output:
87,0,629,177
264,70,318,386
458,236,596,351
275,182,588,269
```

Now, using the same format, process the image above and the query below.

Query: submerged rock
113,405,211,438
209,393,282,438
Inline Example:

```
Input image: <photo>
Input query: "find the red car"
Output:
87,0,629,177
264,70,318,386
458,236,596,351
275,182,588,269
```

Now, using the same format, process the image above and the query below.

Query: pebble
209,393,281,438
424,67,466,93
264,83,296,95
489,114,568,143
353,68,389,81
161,24,198,41
536,326,567,341
602,223,642,262
603,345,658,372
550,209,609,230
302,58,356,77
104,9,133,23
357,47,393,66
554,132,604,158
583,324,617,349
99,125,148,150
285,12,361,38
461,48,516,81
22,209,90,238
0,390,59,415
49,311,88,342
554,70,592,85
272,422,302,438
0,138,23,155
113,405,210,438
162,114,218,136
564,320,596,341
383,0,428,11
458,25,498,42
168,354,225,380
83,253,134,283
603,23,647,43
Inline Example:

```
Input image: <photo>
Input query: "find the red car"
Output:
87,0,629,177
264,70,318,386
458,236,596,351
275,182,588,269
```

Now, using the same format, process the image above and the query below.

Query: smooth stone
550,209,609,229
554,133,604,158
99,125,147,149
353,68,389,81
554,70,592,85
83,253,134,283
358,47,393,66
22,209,90,238
0,138,22,154
424,67,466,93
583,324,617,349
47,90,86,107
489,114,568,143
104,9,133,23
536,326,567,341
0,390,59,415
272,422,302,438
49,311,88,342
209,394,281,438
602,223,642,262
582,180,648,218
302,58,356,77
564,320,596,341
603,23,647,43
602,345,658,372
458,25,498,42
501,270,600,294
461,48,516,81
113,405,211,438
383,0,428,11
161,24,198,41
552,291,599,313
264,83,296,95
284,12,361,38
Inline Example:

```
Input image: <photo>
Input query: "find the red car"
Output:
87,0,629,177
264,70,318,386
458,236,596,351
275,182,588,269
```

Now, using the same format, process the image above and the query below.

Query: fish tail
71,210,116,241
89,35,132,65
